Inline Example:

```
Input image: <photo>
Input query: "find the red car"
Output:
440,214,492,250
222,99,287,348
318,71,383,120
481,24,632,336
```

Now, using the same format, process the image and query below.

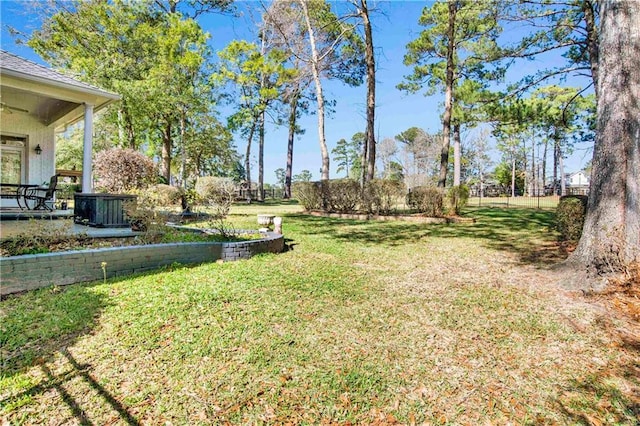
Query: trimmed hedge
406,186,444,217
556,195,588,242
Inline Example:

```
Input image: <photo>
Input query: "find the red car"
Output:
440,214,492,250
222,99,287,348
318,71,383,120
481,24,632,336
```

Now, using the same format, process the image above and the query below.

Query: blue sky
1,0,594,184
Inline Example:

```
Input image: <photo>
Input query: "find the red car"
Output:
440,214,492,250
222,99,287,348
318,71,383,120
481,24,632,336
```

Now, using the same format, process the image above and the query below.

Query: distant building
565,170,590,195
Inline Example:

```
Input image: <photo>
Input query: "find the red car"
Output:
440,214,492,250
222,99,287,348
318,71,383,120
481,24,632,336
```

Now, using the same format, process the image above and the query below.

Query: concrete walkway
0,209,139,240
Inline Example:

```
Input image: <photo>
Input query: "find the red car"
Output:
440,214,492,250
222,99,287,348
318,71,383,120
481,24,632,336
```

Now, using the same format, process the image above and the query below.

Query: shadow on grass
287,207,565,266
0,264,195,424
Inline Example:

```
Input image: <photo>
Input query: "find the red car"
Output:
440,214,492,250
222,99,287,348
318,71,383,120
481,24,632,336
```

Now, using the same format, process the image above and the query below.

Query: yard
1,203,638,424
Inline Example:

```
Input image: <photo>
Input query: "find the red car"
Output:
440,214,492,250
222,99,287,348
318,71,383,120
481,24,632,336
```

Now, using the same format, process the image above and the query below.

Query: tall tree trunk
245,121,256,197
582,0,599,98
299,0,329,181
179,110,187,189
511,148,516,197
161,121,172,183
553,135,560,195
559,150,565,196
258,110,265,202
285,91,299,199
438,1,457,188
361,0,376,184
571,0,640,269
542,138,548,194
453,123,461,186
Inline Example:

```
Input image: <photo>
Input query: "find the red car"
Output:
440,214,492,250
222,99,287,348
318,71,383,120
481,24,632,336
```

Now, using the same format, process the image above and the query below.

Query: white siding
1,110,56,184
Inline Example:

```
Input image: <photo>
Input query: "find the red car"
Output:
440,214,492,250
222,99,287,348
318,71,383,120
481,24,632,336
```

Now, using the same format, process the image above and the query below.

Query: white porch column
82,103,94,193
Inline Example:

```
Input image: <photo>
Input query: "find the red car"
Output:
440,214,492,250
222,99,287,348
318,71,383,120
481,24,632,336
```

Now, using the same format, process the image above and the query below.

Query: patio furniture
1,183,40,209
23,175,58,211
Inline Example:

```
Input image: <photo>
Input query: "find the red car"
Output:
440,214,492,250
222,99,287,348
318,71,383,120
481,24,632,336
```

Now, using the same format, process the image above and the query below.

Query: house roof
1,50,120,127
1,50,119,100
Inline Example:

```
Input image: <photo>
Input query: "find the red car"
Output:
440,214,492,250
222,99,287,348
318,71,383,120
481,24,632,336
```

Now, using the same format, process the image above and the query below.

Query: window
1,135,26,184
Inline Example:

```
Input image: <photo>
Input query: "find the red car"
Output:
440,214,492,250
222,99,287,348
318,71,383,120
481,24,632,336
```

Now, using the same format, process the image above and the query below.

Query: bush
195,176,236,218
292,181,322,211
447,185,470,215
556,195,588,242
363,179,406,215
145,184,183,208
406,186,444,217
94,148,157,193
324,179,361,213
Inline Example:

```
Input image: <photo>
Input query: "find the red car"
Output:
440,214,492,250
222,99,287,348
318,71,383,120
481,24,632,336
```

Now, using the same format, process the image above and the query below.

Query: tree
504,0,599,97
394,127,440,188
400,0,503,188
349,0,377,184
263,0,365,181
293,170,313,182
464,129,493,196
214,39,293,199
275,168,286,189
569,0,639,273
261,1,314,199
27,1,218,184
332,138,359,178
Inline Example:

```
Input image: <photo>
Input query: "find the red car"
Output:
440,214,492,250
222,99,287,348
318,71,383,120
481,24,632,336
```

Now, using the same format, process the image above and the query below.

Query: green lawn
1,204,638,424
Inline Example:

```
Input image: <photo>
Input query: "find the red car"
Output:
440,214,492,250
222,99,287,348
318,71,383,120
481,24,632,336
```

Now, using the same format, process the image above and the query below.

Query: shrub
94,148,157,193
556,195,588,242
292,181,322,211
324,179,361,213
363,179,406,215
195,176,236,218
146,184,183,208
406,186,444,217
447,185,470,215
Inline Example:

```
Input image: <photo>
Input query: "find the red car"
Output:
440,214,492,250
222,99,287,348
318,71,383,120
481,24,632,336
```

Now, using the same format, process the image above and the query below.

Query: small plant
406,186,445,217
195,177,236,218
195,177,238,239
101,261,107,284
447,185,470,215
556,195,587,243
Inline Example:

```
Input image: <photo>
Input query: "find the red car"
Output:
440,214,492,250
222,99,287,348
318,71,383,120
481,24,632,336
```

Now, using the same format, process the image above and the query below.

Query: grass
1,203,638,424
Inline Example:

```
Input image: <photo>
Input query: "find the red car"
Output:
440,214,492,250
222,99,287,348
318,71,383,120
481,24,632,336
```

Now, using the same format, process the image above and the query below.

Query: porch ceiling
1,86,80,126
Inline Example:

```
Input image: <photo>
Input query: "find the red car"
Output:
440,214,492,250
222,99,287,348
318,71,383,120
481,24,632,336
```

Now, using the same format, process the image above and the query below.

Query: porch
0,209,138,240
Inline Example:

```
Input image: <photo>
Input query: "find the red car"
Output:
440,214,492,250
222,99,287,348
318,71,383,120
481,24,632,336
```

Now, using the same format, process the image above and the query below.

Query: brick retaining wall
0,232,284,296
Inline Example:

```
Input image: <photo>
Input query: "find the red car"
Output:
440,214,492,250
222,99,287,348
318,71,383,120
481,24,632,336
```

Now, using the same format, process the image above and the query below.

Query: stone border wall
0,232,284,296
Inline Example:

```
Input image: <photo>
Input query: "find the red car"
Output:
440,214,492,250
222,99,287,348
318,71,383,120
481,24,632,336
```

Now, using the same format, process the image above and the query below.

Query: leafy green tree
214,39,294,199
26,0,220,183
332,138,359,178
293,170,313,182
503,0,599,97
399,0,503,188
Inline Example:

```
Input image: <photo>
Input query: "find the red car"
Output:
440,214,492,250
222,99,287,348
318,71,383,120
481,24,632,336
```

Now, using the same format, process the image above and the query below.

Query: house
567,170,590,187
1,50,120,208
565,170,590,195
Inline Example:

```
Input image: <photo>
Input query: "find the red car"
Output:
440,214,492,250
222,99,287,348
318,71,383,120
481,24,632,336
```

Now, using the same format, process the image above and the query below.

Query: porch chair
24,175,58,211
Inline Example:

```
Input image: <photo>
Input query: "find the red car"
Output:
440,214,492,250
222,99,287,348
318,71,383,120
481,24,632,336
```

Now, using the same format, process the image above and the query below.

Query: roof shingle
1,50,118,98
